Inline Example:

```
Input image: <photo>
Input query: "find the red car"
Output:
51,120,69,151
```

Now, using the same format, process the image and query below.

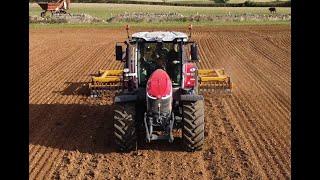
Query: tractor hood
146,69,172,99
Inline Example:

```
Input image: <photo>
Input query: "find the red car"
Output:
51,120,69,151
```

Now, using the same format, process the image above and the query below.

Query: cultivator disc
89,70,123,97
198,69,232,93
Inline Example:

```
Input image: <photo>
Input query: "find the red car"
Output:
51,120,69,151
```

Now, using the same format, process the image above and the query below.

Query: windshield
138,42,182,87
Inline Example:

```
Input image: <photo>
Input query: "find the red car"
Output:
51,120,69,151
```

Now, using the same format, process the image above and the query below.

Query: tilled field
29,25,291,179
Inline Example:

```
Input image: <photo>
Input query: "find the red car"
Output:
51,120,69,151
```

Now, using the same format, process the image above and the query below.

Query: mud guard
180,94,204,102
114,95,138,103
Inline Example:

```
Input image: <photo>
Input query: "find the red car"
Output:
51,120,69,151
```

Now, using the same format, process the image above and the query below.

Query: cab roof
131,31,188,42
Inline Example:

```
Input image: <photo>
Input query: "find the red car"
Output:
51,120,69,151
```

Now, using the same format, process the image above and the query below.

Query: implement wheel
113,103,137,152
182,100,205,152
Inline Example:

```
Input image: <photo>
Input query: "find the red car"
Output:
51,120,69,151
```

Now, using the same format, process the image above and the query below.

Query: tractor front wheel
182,100,205,151
113,103,137,152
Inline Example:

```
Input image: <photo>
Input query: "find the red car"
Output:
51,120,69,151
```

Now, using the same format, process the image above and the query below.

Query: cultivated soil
29,25,291,179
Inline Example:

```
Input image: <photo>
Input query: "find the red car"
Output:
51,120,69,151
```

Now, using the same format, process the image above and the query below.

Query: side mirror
191,43,199,61
115,44,123,61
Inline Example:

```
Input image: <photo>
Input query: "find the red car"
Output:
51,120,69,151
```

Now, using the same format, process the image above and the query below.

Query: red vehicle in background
37,0,71,17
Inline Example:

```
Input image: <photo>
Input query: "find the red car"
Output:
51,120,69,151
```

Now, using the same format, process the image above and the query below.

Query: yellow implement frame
198,69,232,92
89,68,232,96
89,69,123,97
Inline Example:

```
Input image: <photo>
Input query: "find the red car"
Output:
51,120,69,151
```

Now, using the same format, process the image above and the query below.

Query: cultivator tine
89,69,123,97
198,68,232,94
199,83,232,94
89,83,122,97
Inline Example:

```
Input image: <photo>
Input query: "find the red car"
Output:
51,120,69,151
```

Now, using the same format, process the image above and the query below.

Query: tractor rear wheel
114,103,137,152
182,100,205,151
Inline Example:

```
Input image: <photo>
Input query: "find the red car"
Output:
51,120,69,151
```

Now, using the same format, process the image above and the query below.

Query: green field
29,3,290,27
29,3,291,19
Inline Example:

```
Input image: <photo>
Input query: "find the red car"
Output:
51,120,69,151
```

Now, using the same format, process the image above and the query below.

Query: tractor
89,26,232,152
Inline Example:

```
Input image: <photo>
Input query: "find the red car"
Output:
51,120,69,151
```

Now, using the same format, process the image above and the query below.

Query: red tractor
90,27,232,152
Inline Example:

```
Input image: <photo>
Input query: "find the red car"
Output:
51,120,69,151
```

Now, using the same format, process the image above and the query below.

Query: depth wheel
113,102,137,152
182,100,205,152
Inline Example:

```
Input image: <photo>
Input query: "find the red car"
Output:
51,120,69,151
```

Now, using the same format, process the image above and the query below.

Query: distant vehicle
37,0,71,17
269,7,276,13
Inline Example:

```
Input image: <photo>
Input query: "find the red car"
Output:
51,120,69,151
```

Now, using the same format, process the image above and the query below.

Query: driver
151,42,169,70
167,43,180,83
167,43,179,62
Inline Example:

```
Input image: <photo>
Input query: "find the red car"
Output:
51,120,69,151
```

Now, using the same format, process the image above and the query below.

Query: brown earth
29,25,291,179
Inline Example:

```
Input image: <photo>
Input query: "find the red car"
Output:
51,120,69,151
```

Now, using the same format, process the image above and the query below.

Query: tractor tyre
113,103,137,152
182,100,205,152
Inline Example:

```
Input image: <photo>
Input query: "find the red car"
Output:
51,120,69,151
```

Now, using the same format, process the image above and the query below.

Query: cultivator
198,68,232,93
89,69,122,97
89,68,232,96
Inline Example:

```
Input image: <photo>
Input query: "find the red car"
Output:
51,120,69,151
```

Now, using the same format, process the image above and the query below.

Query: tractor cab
131,32,189,88
138,40,182,87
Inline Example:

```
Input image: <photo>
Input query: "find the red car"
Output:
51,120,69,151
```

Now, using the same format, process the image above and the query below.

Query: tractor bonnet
146,69,172,99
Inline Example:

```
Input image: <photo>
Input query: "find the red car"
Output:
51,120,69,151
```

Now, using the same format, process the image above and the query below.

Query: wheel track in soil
219,37,292,176
29,26,291,179
231,95,290,178
51,103,110,179
29,94,76,169
49,58,120,179
198,34,262,179
29,46,91,103
221,33,291,130
198,34,256,178
205,97,246,179
200,43,276,177
202,34,268,178
29,47,115,179
28,32,116,88
28,39,71,65
29,99,79,157
226,51,292,140
247,30,291,55
30,47,109,106
48,52,120,179
29,44,104,102
28,42,114,176
215,97,257,179
31,100,109,179
195,36,230,178
220,97,270,179
29,46,103,153
223,31,291,95
245,36,291,85
198,31,290,178
224,96,279,178
192,29,290,177
229,53,292,169
37,102,98,179
29,44,81,85
29,100,82,178
220,50,290,173
239,31,291,76
228,43,291,139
